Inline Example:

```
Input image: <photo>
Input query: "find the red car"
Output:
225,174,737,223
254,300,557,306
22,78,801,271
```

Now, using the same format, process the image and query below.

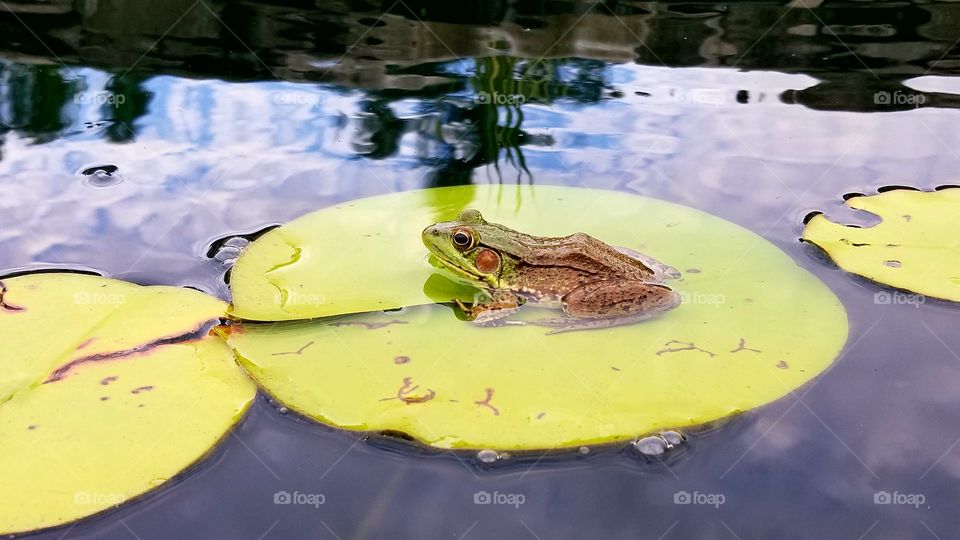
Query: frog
421,209,681,333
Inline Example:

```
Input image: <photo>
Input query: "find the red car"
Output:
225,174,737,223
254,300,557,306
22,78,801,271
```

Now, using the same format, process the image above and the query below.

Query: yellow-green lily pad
0,273,255,535
224,186,848,450
803,188,960,302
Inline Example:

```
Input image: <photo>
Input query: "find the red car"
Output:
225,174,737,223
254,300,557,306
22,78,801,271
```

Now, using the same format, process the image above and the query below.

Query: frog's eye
452,228,474,250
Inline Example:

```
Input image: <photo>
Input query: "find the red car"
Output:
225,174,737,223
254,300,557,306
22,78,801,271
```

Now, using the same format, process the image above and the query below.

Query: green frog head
422,209,525,288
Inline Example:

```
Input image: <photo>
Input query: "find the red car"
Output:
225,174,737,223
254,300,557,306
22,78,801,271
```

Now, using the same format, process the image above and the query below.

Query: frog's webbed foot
615,247,681,280
454,290,524,327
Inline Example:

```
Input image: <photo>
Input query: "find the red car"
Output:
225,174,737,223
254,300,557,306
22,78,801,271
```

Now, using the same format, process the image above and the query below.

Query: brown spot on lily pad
474,388,500,416
730,338,761,354
396,377,435,404
394,355,410,364
656,340,716,358
100,396,109,401
131,385,154,394
271,341,314,356
884,260,901,268
45,321,211,383
0,281,25,312
776,360,789,369
610,366,621,371
100,376,118,386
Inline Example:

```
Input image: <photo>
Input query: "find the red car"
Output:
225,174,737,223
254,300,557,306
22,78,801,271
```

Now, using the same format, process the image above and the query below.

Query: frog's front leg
455,289,525,326
532,279,680,333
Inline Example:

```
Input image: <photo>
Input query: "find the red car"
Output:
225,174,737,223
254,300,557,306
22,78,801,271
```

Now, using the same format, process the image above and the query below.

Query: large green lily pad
225,186,848,450
0,273,255,535
803,187,960,302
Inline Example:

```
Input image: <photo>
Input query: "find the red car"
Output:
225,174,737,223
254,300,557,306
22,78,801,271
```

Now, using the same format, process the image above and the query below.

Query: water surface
2,2,960,538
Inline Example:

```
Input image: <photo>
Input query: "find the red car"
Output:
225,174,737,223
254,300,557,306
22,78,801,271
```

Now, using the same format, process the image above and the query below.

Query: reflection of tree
0,65,152,145
104,74,153,143
352,100,405,159
7,64,76,143
781,73,960,113
351,56,609,185
4,1,960,118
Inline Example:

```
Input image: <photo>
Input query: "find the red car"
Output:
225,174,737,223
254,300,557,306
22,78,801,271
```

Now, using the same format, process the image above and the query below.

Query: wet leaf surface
225,186,848,450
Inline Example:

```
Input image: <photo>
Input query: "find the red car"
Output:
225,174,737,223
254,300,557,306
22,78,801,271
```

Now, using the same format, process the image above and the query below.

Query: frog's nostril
431,228,440,236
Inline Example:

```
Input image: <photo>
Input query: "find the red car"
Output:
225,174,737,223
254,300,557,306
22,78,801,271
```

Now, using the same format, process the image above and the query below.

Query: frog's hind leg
530,280,680,334
615,247,681,280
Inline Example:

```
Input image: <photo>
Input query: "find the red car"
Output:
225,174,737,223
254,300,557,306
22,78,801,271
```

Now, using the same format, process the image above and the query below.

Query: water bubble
661,431,685,447
209,236,250,266
78,164,122,187
578,446,591,456
633,436,667,456
278,407,289,415
477,449,499,464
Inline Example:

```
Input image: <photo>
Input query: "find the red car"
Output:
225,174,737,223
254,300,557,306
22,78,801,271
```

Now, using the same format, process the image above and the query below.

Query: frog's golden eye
452,227,474,250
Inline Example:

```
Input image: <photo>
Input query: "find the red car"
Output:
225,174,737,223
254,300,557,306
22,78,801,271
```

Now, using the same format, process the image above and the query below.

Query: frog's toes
472,310,519,327
631,430,687,458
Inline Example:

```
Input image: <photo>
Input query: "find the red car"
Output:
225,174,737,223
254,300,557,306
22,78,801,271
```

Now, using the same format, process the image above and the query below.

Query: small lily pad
0,273,255,535
224,186,848,450
803,188,960,301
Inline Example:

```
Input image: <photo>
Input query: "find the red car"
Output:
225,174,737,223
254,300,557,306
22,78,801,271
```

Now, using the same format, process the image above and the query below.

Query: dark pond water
3,1,960,538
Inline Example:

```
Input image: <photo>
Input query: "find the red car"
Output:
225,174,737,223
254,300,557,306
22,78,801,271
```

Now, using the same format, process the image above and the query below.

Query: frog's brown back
513,232,657,280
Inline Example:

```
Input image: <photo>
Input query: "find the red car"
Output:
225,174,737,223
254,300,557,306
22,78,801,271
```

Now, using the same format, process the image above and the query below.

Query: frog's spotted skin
422,209,681,332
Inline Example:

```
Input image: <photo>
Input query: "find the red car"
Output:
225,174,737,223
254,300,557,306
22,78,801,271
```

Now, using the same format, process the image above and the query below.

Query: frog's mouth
427,253,486,282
